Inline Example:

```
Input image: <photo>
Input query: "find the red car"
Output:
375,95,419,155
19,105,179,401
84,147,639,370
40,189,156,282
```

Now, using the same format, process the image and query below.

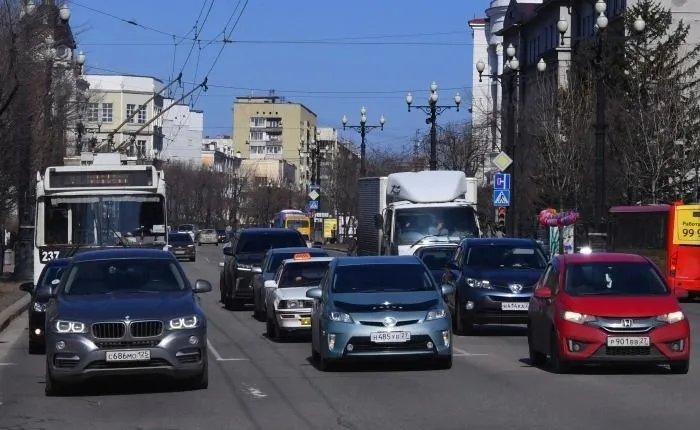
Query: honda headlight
33,302,47,312
54,320,86,334
327,311,353,323
278,300,302,309
466,278,493,289
168,315,200,329
426,308,448,321
657,311,684,324
561,311,596,324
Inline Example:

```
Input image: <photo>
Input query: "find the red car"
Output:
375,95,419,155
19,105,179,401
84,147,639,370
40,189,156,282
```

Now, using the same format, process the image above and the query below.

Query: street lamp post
405,82,461,171
341,107,385,176
555,1,646,230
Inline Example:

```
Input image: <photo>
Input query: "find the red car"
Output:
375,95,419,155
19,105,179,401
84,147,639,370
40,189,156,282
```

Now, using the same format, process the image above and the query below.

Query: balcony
264,123,283,133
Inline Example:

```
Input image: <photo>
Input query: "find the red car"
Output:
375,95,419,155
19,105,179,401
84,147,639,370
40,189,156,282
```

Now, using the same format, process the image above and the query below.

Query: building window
86,103,99,122
250,117,265,128
135,139,146,158
250,130,264,141
266,145,281,154
101,103,113,123
137,106,146,124
126,104,136,122
251,146,264,154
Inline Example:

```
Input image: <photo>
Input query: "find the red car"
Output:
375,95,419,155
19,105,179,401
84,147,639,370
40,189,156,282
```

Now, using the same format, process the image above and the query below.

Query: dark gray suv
220,228,306,310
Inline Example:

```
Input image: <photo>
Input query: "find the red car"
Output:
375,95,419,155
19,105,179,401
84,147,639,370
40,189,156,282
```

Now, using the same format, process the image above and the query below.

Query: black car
168,233,196,262
220,228,307,310
19,258,71,354
216,230,228,243
414,244,459,283
43,248,212,396
443,238,548,335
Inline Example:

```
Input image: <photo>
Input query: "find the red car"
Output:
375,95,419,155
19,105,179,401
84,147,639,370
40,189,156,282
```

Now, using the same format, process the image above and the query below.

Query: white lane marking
0,363,15,366
242,383,268,398
207,341,249,361
453,347,489,357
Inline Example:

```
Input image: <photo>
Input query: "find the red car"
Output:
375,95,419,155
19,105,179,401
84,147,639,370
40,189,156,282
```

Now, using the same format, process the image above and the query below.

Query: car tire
183,360,209,390
527,326,547,367
266,318,276,340
669,360,690,374
434,355,453,370
549,330,571,374
453,296,473,335
44,362,66,396
29,339,45,355
253,308,264,321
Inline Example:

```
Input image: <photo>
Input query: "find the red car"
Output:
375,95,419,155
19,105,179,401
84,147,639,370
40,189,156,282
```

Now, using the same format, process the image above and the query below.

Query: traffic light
496,207,506,229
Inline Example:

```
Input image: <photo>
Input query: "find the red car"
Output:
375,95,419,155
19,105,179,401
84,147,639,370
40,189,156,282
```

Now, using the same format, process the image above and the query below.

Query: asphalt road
1,245,700,429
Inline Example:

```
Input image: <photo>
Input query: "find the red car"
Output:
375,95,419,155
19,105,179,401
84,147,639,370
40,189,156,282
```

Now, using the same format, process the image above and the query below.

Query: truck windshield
394,206,479,246
40,195,166,246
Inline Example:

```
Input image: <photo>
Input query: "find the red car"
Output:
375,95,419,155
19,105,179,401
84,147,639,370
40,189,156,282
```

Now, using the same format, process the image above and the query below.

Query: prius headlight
327,311,353,323
54,320,86,334
426,308,448,321
466,278,493,289
168,315,201,330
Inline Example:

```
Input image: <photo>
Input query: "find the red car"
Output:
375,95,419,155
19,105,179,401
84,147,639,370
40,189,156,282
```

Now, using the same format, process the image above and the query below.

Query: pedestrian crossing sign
493,190,510,207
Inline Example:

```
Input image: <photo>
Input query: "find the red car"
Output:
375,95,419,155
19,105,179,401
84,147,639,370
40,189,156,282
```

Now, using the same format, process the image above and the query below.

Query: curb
0,295,30,334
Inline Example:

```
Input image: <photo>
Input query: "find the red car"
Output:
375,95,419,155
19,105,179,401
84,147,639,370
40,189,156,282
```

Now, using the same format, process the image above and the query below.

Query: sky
70,0,488,151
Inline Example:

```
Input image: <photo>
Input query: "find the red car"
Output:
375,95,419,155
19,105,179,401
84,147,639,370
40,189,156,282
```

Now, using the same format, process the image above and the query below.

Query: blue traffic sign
308,200,319,210
493,190,510,207
494,173,511,190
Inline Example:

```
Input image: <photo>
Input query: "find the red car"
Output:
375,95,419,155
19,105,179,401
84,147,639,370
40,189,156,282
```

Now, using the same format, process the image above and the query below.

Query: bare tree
415,120,490,176
527,74,594,210
325,149,360,238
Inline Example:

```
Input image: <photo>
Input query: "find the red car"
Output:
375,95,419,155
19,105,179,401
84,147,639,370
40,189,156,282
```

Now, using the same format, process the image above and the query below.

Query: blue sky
71,0,487,150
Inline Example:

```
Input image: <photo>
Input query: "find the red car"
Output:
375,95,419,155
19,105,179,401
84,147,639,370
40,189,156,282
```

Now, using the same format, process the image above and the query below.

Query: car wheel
266,318,276,340
527,325,547,367
434,355,453,370
253,308,264,321
183,360,209,390
669,360,690,374
453,297,473,335
549,330,570,374
29,339,45,355
44,361,66,396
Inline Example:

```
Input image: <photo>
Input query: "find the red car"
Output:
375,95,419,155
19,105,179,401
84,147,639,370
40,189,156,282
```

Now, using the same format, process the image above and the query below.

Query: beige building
238,159,297,185
83,74,165,162
231,95,317,187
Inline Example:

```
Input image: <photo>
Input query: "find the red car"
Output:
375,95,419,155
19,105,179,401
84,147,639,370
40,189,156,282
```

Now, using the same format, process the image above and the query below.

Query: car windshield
418,247,456,270
332,264,436,293
267,252,325,274
168,233,192,244
564,262,669,296
178,224,194,232
238,234,304,253
279,261,330,288
62,259,187,295
201,229,216,235
394,206,479,246
466,245,547,269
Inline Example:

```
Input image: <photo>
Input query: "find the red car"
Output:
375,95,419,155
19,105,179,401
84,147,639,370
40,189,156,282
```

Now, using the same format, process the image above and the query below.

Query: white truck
355,170,481,256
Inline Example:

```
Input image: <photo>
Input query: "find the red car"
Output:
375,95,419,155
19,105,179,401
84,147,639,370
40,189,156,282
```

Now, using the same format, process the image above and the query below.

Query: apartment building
83,74,165,162
237,159,297,185
159,99,204,165
201,141,240,173
231,95,317,186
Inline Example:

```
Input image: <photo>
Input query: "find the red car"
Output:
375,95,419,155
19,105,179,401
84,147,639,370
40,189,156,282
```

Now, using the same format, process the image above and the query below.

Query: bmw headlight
278,300,302,309
168,315,200,330
54,320,86,334
33,302,47,313
561,311,596,324
657,311,684,324
426,308,448,321
466,278,493,289
327,311,353,323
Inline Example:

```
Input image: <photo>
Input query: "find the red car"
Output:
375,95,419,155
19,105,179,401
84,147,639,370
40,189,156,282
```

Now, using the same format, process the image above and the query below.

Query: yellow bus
272,210,311,242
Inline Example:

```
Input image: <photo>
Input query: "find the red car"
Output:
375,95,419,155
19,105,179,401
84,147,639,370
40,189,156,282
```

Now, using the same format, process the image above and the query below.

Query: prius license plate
370,332,411,343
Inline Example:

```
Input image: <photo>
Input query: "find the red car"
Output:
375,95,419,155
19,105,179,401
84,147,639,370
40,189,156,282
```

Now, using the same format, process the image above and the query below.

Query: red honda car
527,253,690,374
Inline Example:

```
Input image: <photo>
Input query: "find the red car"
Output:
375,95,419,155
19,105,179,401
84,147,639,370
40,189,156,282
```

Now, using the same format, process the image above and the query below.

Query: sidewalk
0,279,29,333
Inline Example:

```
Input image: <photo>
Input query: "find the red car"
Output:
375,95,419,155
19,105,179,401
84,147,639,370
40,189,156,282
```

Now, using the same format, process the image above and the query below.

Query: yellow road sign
673,204,700,245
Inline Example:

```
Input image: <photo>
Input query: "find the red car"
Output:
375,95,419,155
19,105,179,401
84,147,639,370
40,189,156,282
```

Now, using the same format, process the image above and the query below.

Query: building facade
237,159,297,185
83,74,165,162
231,95,317,186
159,99,204,165
201,140,239,173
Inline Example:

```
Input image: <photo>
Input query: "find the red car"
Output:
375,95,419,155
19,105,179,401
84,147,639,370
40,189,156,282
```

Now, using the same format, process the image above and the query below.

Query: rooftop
335,256,421,267
558,253,650,264
72,248,174,262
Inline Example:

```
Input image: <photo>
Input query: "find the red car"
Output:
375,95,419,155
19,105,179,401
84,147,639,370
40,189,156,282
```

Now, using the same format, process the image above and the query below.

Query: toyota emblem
509,284,523,293
382,317,397,327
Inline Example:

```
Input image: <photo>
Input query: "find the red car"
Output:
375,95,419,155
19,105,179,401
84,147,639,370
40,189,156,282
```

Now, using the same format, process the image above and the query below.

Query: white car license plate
607,336,650,347
501,302,529,311
105,350,151,362
175,251,185,255
370,331,411,343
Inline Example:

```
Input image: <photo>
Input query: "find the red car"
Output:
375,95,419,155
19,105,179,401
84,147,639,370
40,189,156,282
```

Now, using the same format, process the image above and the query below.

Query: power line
80,40,469,47
71,1,183,40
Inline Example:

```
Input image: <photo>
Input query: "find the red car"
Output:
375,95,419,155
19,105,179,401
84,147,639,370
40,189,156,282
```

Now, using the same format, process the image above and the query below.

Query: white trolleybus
33,154,167,284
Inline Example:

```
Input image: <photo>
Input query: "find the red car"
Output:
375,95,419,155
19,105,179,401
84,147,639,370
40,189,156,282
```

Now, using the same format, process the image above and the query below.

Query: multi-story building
83,74,165,162
159,99,204,165
237,159,297,186
203,135,233,151
231,95,317,186
201,141,239,173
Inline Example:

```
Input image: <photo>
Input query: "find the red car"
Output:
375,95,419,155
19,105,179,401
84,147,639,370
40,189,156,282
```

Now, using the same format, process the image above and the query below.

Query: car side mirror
264,280,277,289
534,286,552,299
193,279,212,293
19,281,34,293
306,287,322,300
252,266,262,274
223,246,233,256
440,284,456,297
373,214,384,230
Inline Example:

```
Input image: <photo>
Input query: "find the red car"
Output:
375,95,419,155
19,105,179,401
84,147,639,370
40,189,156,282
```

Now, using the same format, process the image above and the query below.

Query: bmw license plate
105,350,151,362
370,332,411,343
607,336,650,347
